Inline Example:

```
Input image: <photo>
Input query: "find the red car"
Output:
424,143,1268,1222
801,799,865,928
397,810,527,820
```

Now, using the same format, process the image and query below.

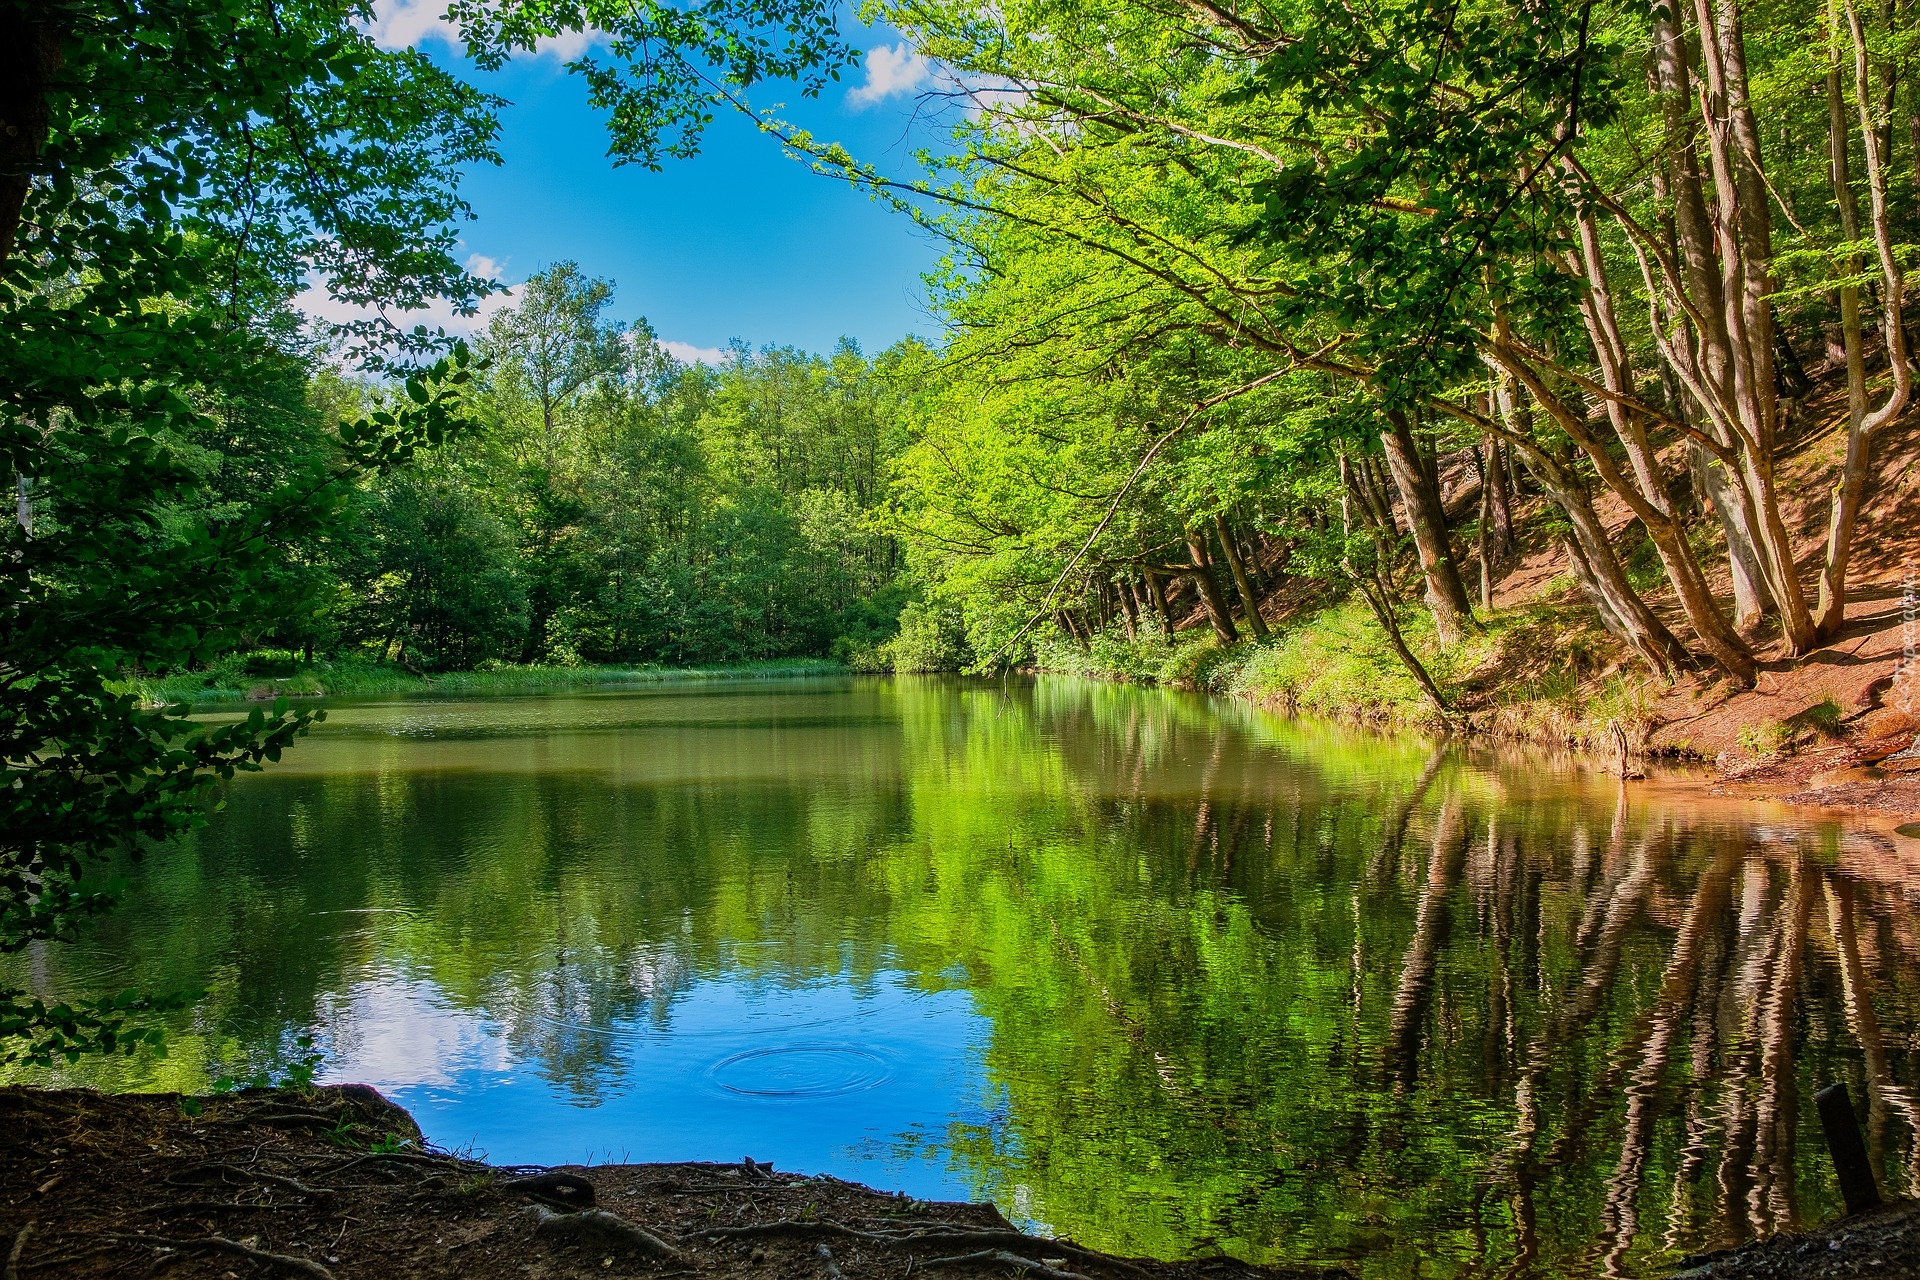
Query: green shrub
885,601,973,673
1737,721,1792,757
1033,620,1219,685
1796,697,1844,738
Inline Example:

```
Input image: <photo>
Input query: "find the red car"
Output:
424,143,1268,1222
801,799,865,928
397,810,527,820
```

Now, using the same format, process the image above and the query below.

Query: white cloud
363,0,597,60
662,340,729,366
847,43,932,108
464,252,507,284
298,253,517,344
365,0,458,51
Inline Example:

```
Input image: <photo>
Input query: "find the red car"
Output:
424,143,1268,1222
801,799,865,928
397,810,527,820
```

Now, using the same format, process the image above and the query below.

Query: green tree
0,0,856,1062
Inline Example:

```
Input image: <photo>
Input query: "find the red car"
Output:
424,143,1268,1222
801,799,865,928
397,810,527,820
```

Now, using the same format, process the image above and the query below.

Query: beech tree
796,0,1917,686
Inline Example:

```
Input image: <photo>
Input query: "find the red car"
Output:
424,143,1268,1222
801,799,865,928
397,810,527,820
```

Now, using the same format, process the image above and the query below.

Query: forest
849,0,1920,717
262,270,919,676
6,0,1920,1056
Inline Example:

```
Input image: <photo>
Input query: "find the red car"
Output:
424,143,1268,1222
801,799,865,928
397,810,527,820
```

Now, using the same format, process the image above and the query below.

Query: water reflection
7,676,1920,1279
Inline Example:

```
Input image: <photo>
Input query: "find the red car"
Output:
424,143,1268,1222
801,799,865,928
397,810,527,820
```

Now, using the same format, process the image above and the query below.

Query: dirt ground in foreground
5,1087,1920,1280
0,1087,1348,1280
1672,1198,1920,1279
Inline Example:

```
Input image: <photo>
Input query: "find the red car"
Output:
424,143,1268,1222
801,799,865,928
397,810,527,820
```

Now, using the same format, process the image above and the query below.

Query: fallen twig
104,1233,335,1280
922,1249,1086,1280
527,1205,686,1262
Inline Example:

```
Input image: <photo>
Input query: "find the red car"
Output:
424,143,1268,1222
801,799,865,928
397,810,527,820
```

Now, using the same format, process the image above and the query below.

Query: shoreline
4,1085,1914,1279
176,652,1920,825
0,1085,1342,1280
131,658,851,709
1022,659,1920,826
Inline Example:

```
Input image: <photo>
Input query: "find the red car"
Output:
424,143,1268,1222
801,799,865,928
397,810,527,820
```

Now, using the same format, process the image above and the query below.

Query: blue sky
343,3,954,361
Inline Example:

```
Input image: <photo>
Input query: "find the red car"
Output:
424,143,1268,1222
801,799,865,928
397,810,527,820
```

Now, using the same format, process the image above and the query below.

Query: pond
9,676,1920,1278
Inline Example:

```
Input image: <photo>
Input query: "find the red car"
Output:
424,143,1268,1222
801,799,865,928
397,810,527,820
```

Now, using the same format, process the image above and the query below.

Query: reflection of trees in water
935,697,1920,1276
8,681,1920,1278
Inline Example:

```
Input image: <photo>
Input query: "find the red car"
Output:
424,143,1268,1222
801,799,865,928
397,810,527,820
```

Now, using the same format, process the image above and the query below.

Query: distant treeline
221,266,924,673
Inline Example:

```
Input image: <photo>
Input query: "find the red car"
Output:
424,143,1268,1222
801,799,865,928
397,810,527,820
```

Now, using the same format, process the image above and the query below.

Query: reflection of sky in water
14,678,1920,1279
318,965,995,1198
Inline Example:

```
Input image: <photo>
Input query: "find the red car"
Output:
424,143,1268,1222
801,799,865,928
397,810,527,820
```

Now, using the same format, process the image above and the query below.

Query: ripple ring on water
707,1045,893,1100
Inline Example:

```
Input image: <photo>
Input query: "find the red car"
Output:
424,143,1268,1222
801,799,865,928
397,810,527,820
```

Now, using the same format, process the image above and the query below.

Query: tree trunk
1381,409,1474,643
1562,535,1634,645
1566,199,1762,676
1341,455,1451,713
1642,0,1817,654
1817,44,1871,644
1504,433,1691,680
1351,452,1398,537
1213,513,1269,639
1689,444,1775,631
1055,608,1087,649
519,603,550,665
1476,451,1495,611
1186,529,1239,644
1143,566,1172,632
1486,434,1514,558
1496,343,1756,684
1115,573,1140,641
1815,0,1913,641
1365,453,1401,533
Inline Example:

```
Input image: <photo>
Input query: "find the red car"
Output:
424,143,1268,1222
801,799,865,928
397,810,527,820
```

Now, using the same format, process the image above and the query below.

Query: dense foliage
311,266,923,671
784,0,1920,701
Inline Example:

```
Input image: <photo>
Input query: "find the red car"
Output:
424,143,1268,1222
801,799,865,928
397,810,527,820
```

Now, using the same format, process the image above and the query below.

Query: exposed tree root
503,1171,597,1209
6,1222,34,1280
687,1221,881,1244
167,1162,335,1199
14,1243,118,1275
681,1221,1147,1276
526,1205,687,1262
137,1201,295,1215
103,1232,336,1279
923,1249,1088,1280
892,1233,1149,1277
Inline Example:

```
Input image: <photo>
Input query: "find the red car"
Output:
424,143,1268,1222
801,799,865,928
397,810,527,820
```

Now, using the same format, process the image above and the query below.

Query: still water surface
11,677,1920,1278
